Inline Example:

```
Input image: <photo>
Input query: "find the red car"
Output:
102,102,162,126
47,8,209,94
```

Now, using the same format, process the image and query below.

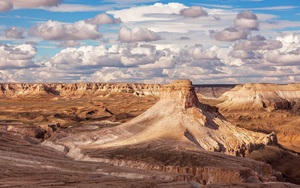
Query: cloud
210,27,249,41
43,45,123,71
197,4,232,9
57,40,81,47
180,6,208,17
5,26,25,39
233,35,282,51
0,0,61,11
229,50,256,59
265,50,300,65
44,4,113,12
234,11,259,30
180,45,218,60
122,44,174,67
246,6,298,11
163,65,223,82
29,20,102,41
262,33,300,65
85,13,121,25
175,45,224,70
2,2,300,84
0,44,37,69
36,43,173,82
84,67,132,82
277,33,300,44
104,0,157,3
179,37,191,40
42,43,173,72
289,48,300,55
118,26,161,42
82,66,166,83
139,55,174,69
108,3,187,22
12,0,61,8
0,1,13,12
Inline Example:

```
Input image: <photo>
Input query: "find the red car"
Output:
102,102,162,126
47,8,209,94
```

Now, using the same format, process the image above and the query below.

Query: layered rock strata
0,83,161,98
218,83,300,111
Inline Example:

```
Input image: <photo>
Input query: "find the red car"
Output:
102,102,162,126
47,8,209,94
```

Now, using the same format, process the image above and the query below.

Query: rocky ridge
218,83,300,111
0,83,161,98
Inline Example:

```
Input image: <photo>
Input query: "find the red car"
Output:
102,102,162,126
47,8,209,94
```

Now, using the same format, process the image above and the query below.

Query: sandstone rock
218,83,300,111
0,83,161,98
7,124,46,139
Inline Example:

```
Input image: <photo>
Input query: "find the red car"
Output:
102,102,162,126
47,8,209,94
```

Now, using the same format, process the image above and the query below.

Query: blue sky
1,0,300,84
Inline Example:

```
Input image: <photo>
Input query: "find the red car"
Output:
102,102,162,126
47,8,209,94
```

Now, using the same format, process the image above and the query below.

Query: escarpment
0,83,161,98
218,83,300,112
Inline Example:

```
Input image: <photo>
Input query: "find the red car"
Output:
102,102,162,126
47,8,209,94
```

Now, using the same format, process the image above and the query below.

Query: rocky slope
216,83,300,154
43,80,282,185
218,83,300,112
2,129,297,187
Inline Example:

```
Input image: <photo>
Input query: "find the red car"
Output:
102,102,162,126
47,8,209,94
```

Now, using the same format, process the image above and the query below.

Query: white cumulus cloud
118,26,161,42
85,13,121,25
234,11,259,30
5,26,25,39
180,6,208,17
0,0,61,12
233,35,282,51
29,20,102,41
210,27,249,41
0,44,37,69
0,1,13,12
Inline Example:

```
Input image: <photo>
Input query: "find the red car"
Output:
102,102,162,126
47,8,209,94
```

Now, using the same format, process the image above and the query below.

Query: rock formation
41,80,284,185
2,80,300,186
218,83,300,111
51,80,277,156
0,83,161,98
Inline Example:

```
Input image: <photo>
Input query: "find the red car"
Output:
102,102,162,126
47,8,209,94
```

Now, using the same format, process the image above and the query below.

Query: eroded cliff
0,83,161,98
218,83,300,112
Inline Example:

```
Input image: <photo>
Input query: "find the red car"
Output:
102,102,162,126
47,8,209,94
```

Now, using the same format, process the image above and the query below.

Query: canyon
0,80,299,187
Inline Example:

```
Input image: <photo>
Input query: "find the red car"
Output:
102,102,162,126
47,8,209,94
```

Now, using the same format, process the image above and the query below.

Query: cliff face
218,83,300,111
0,83,161,98
160,80,199,109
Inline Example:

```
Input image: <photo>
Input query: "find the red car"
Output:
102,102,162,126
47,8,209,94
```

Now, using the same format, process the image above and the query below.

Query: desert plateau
0,80,299,187
2,0,300,187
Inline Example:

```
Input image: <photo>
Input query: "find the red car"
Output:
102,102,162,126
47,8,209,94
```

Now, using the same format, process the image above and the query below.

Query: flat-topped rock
169,79,193,87
160,79,199,109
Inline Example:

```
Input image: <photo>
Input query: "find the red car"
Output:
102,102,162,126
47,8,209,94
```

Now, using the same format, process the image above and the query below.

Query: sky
1,0,300,84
